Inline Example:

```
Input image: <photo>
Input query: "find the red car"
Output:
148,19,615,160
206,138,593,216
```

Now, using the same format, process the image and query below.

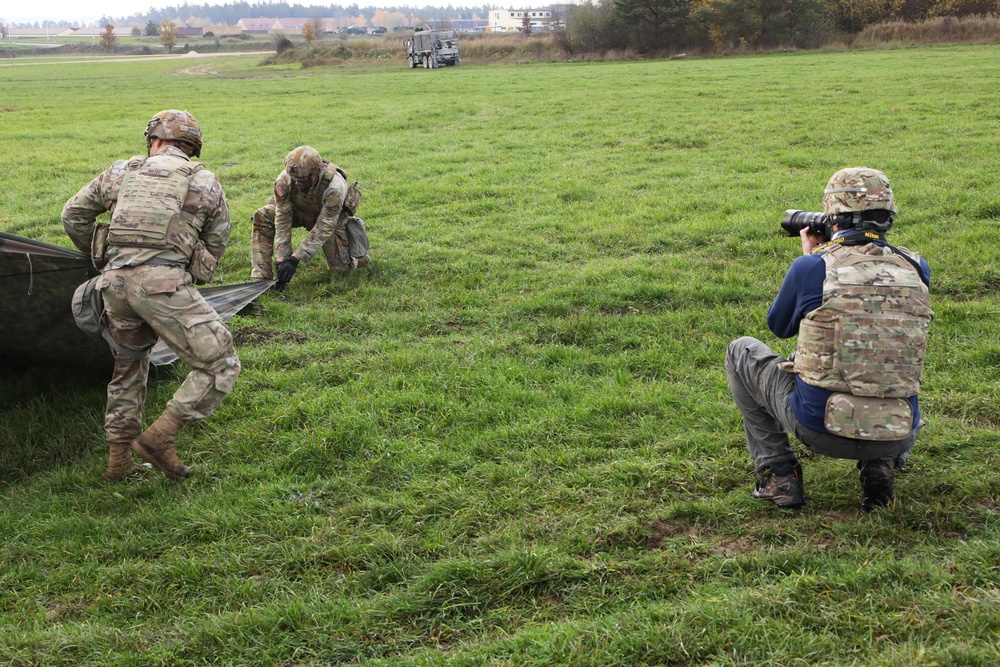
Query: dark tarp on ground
0,231,108,373
0,231,273,375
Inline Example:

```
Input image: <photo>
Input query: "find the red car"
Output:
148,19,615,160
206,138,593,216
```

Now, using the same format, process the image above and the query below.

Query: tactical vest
793,242,932,440
108,153,204,258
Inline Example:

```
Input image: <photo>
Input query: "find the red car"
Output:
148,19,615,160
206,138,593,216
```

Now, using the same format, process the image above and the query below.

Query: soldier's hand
800,227,826,256
274,256,300,291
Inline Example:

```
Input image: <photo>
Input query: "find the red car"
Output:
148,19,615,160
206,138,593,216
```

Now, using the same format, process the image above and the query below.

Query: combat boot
753,462,805,508
859,459,895,511
104,440,143,482
132,407,191,481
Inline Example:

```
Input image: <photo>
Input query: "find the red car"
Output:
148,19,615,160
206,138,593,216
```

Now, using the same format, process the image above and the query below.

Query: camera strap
881,242,929,288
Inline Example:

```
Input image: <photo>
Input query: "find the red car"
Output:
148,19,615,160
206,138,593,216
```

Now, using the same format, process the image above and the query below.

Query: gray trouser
725,337,916,472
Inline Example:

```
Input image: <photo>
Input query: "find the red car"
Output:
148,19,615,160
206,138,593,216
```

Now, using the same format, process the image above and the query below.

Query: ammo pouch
187,241,218,285
346,217,370,258
343,181,362,216
91,222,110,271
823,392,913,441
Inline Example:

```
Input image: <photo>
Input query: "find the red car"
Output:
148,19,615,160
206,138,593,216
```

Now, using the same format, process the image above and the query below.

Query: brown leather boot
104,440,143,482
132,407,191,481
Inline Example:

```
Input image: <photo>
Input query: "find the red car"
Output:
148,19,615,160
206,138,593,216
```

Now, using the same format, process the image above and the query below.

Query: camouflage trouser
250,201,353,281
98,265,241,444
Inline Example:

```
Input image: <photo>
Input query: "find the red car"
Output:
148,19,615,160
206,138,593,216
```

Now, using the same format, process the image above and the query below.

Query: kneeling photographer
725,168,932,510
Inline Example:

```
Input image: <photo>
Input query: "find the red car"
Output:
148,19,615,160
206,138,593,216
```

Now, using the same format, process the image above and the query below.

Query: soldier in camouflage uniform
62,110,239,482
725,168,932,510
250,146,368,291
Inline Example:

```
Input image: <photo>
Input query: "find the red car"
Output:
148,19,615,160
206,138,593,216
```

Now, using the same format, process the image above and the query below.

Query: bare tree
99,23,116,49
160,20,178,52
519,10,533,34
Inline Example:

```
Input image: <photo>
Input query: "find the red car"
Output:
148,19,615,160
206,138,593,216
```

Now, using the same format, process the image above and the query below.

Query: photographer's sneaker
859,460,895,511
753,463,805,508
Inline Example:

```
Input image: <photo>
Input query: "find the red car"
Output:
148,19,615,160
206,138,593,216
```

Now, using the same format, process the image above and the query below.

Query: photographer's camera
780,210,828,237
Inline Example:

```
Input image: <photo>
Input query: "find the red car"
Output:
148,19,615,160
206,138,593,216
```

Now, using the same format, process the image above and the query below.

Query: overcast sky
5,1,174,23
4,0,450,24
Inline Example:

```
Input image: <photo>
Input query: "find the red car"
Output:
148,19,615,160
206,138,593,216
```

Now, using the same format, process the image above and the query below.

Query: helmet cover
284,146,323,183
145,110,203,157
823,167,897,216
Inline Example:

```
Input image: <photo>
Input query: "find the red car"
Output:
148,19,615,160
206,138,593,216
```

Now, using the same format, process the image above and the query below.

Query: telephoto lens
780,210,827,237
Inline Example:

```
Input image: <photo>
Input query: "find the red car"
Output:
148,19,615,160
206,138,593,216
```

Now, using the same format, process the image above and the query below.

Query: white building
488,8,554,32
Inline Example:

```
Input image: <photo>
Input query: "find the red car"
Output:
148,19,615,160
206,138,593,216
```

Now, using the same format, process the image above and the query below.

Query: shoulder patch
275,183,287,198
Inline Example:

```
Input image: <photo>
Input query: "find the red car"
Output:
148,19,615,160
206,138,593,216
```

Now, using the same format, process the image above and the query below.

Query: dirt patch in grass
645,519,758,556
820,508,861,525
599,306,640,316
176,63,218,75
45,603,86,623
973,496,998,510
233,326,309,347
645,512,858,555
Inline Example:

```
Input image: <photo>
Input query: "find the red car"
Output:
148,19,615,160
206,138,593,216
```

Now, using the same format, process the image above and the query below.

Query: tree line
6,2,495,28
561,0,1000,53
7,0,998,51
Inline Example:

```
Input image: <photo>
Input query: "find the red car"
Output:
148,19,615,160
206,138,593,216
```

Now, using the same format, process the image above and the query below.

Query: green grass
2,45,1000,665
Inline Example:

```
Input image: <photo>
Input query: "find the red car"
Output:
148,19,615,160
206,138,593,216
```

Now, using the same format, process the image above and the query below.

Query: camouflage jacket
62,146,231,270
273,161,348,264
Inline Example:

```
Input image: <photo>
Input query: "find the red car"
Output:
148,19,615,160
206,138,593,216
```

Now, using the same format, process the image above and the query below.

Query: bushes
257,12,1000,69
560,0,999,53
695,0,837,50
855,13,1000,44
563,0,631,54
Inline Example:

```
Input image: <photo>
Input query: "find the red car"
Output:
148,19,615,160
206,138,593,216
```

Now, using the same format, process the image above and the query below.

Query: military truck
405,28,460,68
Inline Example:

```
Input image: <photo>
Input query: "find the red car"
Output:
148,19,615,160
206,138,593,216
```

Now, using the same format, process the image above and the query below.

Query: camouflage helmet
145,110,203,157
284,146,323,182
822,167,897,216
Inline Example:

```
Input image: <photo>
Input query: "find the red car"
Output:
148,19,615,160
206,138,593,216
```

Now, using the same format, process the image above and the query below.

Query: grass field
2,44,1000,665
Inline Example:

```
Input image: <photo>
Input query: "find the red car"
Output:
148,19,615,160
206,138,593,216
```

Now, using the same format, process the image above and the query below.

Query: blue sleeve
766,255,826,339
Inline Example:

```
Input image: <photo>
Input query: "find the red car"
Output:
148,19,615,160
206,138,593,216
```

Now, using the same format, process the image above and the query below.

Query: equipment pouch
346,216,370,257
344,181,362,216
71,276,148,359
188,242,218,285
91,222,110,271
824,392,913,441
71,276,105,338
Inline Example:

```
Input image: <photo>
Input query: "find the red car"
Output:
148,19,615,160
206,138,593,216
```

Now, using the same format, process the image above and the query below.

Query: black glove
274,256,299,291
